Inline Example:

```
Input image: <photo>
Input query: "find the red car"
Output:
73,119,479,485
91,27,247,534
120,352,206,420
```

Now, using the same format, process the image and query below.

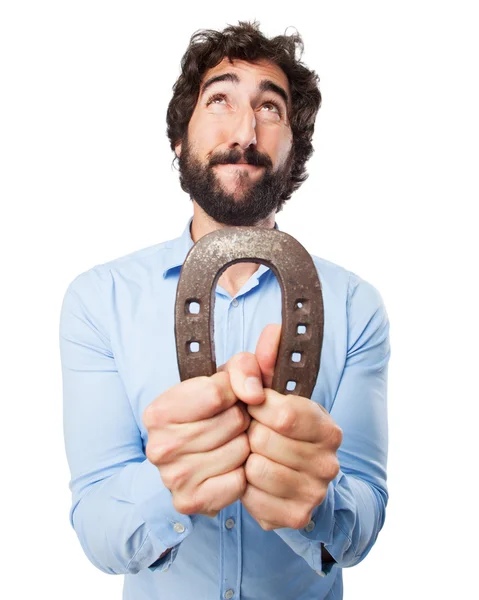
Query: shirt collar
162,216,280,279
162,217,195,278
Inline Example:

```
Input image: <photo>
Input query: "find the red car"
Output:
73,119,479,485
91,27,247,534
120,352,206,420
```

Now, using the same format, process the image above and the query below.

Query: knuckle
243,410,252,430
207,379,227,413
188,490,207,515
244,454,254,480
276,406,297,434
163,463,191,491
326,456,341,481
239,432,251,458
248,420,260,452
209,371,228,388
146,442,164,465
289,510,311,531
233,433,251,464
229,351,257,372
309,482,327,506
245,453,266,481
146,437,179,465
231,403,247,429
328,425,343,449
173,494,197,515
234,466,247,496
142,405,153,429
312,452,341,483
142,401,164,430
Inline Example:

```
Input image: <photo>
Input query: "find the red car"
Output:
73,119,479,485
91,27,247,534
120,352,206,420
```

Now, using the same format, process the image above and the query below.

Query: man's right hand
142,352,265,517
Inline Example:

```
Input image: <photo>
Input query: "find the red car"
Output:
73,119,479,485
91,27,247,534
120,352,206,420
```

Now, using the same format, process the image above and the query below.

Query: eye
206,93,227,106
258,99,283,119
261,102,280,113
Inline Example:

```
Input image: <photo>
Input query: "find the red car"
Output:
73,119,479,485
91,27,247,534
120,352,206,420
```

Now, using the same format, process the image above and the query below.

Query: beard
178,134,293,226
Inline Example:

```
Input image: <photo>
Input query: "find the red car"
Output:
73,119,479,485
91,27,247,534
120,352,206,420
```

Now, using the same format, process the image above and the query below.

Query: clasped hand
143,324,342,531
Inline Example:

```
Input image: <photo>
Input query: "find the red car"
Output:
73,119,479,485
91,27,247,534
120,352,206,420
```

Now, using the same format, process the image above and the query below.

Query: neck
190,202,276,298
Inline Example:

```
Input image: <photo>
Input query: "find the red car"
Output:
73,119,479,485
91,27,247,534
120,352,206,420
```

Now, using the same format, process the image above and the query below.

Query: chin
218,180,257,198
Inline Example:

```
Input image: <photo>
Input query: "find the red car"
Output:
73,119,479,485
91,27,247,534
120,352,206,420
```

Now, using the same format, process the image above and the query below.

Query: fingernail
245,377,263,396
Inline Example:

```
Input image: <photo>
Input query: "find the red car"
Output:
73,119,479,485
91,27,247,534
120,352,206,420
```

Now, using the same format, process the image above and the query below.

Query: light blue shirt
60,217,391,600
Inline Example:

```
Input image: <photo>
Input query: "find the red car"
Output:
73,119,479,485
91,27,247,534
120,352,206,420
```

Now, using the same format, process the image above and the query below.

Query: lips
215,163,263,167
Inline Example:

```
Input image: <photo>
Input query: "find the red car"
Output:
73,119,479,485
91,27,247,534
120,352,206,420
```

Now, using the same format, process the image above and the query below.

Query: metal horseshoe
174,227,324,398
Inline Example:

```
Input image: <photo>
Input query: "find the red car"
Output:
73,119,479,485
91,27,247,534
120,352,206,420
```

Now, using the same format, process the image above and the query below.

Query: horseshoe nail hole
188,341,200,353
292,352,302,363
295,298,309,311
297,324,307,335
286,380,297,392
186,300,200,314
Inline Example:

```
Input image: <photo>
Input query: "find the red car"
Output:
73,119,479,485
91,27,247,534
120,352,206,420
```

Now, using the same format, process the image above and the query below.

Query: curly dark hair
166,20,321,205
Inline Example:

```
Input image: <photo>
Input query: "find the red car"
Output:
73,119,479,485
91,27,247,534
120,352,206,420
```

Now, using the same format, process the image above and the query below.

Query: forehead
201,58,290,96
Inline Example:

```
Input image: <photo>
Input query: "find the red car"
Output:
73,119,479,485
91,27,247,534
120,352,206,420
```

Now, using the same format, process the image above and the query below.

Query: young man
60,21,391,600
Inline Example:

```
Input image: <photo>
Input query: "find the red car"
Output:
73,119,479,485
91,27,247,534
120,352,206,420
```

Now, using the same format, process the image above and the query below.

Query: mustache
209,147,273,169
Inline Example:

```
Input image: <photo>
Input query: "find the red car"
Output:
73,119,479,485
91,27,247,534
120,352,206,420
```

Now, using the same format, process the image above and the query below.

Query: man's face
176,58,294,226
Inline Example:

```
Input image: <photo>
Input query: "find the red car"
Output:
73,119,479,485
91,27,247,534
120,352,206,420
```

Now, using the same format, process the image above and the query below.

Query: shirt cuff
273,473,340,574
131,459,196,572
147,545,181,572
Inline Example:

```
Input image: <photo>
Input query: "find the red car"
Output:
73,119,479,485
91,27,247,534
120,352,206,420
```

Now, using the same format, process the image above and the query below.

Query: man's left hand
241,324,343,531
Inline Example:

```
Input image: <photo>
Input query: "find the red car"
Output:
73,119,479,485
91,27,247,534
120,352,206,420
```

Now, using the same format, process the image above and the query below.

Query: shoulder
313,253,385,305
308,253,389,334
63,237,176,299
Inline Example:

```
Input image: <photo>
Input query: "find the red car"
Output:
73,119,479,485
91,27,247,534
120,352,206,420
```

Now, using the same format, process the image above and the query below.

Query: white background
1,1,477,598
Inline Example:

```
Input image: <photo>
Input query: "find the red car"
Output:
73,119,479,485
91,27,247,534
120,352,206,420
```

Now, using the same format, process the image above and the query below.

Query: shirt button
173,522,185,534
224,590,234,599
225,518,235,529
304,519,315,532
231,298,239,307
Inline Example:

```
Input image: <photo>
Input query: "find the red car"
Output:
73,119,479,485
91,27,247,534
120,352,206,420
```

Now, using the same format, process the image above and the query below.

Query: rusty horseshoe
174,227,324,398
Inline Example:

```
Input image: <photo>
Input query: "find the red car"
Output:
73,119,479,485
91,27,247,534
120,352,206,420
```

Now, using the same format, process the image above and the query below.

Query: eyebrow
200,73,240,96
200,72,290,108
259,80,289,108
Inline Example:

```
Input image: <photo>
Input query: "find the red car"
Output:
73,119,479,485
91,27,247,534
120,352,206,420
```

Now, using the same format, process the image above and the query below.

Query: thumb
255,323,281,389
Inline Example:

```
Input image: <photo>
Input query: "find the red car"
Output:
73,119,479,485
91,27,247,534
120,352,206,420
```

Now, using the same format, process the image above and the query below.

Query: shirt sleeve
273,273,391,576
60,269,195,575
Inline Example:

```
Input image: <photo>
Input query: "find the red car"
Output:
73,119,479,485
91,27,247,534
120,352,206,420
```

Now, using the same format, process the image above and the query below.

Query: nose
229,107,257,150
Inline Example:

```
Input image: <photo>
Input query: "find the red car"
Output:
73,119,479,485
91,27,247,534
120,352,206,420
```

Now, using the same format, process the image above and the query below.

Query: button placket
219,507,239,600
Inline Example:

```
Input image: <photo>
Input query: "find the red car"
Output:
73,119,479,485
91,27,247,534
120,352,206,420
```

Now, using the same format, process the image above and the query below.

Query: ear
175,141,182,158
